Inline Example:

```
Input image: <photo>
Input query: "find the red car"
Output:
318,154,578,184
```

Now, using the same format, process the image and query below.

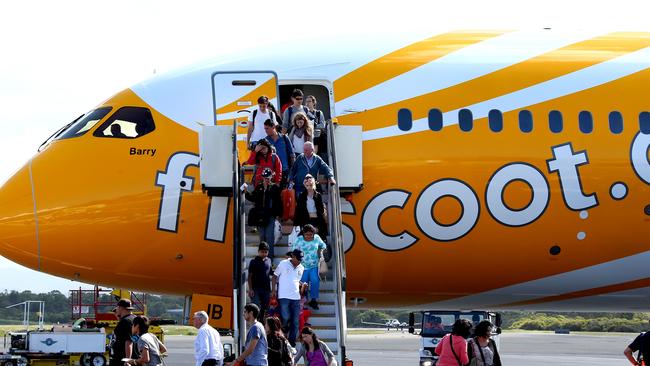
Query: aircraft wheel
3,361,15,366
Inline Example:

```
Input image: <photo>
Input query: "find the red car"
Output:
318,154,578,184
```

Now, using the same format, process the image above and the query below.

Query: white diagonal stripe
363,45,650,141
336,29,606,116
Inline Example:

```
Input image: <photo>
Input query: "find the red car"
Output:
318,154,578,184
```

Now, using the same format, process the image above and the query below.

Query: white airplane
362,318,409,330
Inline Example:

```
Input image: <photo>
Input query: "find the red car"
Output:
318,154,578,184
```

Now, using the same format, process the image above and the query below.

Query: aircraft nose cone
0,163,39,270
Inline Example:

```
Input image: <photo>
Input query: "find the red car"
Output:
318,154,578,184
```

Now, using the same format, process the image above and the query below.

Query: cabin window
640,112,650,134
519,110,533,133
428,109,443,131
58,107,113,140
609,111,623,134
458,109,473,132
488,109,503,132
94,107,156,139
397,108,412,131
579,111,593,133
549,110,563,133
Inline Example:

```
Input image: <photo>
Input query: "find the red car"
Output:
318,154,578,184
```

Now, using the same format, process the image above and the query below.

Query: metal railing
325,120,348,364
232,119,247,356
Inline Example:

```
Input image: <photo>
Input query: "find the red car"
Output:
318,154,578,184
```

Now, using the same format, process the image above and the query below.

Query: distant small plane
362,318,409,330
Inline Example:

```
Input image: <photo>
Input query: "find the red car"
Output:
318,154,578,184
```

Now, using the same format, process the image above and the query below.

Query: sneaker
308,299,319,310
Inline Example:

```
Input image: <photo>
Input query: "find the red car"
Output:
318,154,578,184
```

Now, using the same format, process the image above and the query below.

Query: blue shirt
245,321,268,366
292,234,326,269
266,135,293,172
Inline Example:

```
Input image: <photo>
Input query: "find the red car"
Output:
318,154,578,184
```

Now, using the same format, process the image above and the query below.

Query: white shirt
249,108,273,143
194,322,223,366
292,134,306,154
306,195,317,217
274,259,304,300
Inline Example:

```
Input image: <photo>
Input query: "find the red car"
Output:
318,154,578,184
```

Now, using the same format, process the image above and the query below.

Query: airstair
200,118,361,365
200,72,362,365
237,119,358,364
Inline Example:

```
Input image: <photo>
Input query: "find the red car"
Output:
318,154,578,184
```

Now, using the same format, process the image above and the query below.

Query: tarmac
162,330,638,365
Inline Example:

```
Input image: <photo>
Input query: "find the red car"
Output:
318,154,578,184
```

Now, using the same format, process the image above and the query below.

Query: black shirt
112,313,135,359
249,256,272,291
629,332,650,361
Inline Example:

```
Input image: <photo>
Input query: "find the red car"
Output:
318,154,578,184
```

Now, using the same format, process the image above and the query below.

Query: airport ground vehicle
409,310,501,366
0,301,108,366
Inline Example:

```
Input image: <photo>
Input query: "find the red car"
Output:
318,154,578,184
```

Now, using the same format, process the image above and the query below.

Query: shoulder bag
468,337,486,366
449,334,463,366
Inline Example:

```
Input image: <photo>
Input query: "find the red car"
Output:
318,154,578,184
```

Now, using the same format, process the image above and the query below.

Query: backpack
308,109,323,128
286,106,300,126
286,106,306,135
280,338,292,366
252,109,275,125
268,336,292,366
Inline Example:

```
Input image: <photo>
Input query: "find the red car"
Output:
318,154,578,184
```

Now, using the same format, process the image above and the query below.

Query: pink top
435,334,469,366
306,349,328,366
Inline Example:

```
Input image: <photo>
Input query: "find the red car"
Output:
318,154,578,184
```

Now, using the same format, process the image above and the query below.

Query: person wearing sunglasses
282,89,306,134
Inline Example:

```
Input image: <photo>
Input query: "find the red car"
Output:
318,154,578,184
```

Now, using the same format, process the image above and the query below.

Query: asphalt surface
161,330,638,366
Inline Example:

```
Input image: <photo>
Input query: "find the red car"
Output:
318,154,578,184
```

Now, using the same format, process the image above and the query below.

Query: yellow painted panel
191,294,233,329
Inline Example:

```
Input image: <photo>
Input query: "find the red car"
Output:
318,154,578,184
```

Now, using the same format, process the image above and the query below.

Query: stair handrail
232,119,247,357
325,119,348,364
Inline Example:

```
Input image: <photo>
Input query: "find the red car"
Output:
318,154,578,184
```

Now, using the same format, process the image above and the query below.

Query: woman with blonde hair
288,112,313,156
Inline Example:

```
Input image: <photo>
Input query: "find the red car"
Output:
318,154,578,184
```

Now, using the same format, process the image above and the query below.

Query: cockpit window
58,107,113,140
93,107,155,139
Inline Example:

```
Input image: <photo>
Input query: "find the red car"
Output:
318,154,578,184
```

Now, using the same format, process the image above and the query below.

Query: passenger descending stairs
241,200,340,354
237,121,348,365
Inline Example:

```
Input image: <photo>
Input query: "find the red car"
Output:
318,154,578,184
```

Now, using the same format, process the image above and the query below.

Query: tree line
345,309,650,333
0,290,647,332
0,290,184,325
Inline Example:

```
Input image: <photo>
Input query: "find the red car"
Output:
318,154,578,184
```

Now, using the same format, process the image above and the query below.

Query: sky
1,0,650,293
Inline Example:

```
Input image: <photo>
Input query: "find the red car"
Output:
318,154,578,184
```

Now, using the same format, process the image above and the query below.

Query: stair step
311,329,338,340
308,304,336,314
305,317,337,327
322,340,339,353
245,235,290,246
314,292,336,302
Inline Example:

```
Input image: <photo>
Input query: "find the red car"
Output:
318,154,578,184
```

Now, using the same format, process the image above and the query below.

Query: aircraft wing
361,320,391,326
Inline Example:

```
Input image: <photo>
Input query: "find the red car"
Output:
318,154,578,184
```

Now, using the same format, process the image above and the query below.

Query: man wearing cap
193,310,224,366
248,242,272,321
245,167,282,258
272,249,305,346
110,299,136,366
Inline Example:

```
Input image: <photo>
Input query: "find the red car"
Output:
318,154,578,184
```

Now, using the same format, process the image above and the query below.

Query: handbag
281,187,296,221
288,226,300,247
274,219,282,243
468,338,481,366
319,257,328,275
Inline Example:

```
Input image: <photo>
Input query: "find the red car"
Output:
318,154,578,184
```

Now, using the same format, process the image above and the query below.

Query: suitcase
281,188,296,221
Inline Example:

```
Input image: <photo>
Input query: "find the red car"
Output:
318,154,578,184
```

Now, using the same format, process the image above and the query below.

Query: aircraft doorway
279,83,332,120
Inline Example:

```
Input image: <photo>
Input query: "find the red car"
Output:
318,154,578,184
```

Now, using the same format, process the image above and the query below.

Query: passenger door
212,72,279,157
